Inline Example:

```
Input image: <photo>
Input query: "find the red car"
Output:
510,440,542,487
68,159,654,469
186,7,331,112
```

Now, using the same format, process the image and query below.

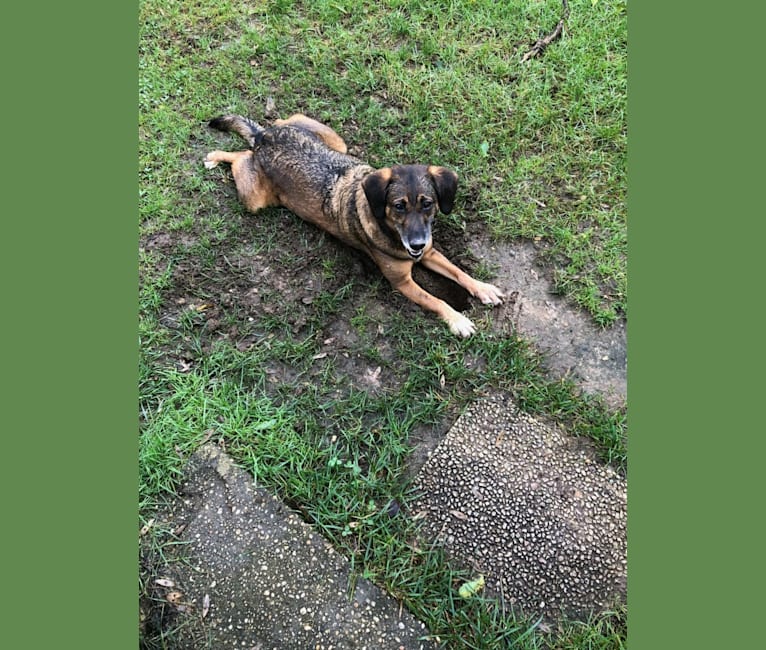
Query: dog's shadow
354,251,471,313
412,265,471,312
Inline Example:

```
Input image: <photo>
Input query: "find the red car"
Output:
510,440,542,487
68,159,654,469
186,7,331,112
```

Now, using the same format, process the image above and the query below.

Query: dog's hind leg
274,114,348,154
204,149,241,169
204,149,278,213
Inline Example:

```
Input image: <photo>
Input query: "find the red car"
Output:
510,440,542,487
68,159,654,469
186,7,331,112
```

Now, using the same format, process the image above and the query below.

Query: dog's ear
362,168,393,221
427,166,458,215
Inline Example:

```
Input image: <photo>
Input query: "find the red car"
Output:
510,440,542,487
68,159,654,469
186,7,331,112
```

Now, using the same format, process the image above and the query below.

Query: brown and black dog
204,113,504,336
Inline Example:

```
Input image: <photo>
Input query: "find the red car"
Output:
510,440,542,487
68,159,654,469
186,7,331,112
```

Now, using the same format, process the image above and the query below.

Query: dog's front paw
472,281,504,306
203,153,220,169
448,313,477,338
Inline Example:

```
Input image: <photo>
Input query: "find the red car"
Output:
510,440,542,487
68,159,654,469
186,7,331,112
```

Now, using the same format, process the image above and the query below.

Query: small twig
521,0,570,62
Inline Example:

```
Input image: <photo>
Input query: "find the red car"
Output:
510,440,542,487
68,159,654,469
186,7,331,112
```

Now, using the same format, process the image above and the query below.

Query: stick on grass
522,0,570,62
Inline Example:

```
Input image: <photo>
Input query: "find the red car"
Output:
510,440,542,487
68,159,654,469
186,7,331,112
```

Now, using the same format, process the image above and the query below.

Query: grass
140,0,627,647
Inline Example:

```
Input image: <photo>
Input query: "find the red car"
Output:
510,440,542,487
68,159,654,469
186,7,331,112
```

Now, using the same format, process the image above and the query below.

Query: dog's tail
208,114,265,148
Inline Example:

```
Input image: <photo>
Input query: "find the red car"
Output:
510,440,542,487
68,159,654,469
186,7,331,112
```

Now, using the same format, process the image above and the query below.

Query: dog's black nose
409,240,426,253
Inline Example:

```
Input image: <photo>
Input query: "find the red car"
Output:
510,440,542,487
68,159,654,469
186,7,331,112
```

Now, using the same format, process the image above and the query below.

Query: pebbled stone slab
155,443,435,649
411,394,627,620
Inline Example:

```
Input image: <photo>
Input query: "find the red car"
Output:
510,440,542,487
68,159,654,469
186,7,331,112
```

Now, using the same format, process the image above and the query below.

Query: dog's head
362,164,458,261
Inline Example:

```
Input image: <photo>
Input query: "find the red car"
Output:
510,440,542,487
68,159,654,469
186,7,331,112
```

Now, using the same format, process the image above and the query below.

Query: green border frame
4,2,764,647
3,4,136,648
629,3,764,648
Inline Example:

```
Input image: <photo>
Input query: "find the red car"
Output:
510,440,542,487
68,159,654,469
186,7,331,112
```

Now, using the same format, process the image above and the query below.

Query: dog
204,113,504,337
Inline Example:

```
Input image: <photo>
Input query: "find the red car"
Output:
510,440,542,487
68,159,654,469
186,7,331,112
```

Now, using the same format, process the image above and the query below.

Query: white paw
473,281,504,306
448,313,477,338
203,154,219,169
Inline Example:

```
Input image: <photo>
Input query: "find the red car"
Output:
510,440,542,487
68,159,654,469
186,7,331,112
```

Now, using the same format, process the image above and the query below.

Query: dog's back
209,115,363,231
256,126,360,222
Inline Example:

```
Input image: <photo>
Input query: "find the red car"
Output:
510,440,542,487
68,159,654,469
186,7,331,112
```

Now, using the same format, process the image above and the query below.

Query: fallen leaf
363,366,382,387
155,577,175,588
166,591,184,605
450,510,468,520
139,518,155,536
458,575,485,599
202,593,210,618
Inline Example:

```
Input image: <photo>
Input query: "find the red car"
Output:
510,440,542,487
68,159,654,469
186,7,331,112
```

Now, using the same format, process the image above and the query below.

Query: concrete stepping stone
411,394,627,619
149,443,435,649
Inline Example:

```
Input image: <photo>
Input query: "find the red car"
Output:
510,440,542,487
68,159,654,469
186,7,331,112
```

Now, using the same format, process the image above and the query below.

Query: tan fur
274,113,348,154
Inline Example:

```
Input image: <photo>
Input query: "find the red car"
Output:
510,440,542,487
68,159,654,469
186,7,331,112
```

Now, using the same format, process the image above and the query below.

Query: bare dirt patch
143,193,625,441
467,232,626,409
143,204,627,479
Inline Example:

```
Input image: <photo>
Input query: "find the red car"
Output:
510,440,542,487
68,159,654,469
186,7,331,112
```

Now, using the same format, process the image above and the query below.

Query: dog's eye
421,199,433,209
393,201,406,212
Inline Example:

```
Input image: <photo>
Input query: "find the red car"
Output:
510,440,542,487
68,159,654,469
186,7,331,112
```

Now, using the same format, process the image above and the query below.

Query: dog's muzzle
405,242,426,260
400,228,430,261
